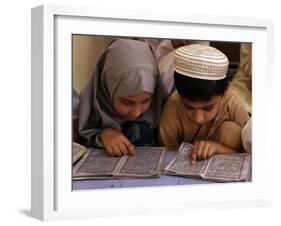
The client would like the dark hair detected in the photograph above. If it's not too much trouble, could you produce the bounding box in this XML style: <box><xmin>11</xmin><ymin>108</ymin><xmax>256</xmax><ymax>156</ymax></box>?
<box><xmin>174</xmin><ymin>71</ymin><xmax>230</xmax><ymax>102</ymax></box>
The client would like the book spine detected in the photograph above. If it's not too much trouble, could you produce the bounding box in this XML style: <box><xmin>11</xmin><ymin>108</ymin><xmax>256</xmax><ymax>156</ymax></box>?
<box><xmin>113</xmin><ymin>155</ymin><xmax>129</xmax><ymax>175</ymax></box>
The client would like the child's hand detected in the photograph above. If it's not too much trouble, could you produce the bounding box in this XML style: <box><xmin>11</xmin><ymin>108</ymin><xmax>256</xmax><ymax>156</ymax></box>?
<box><xmin>100</xmin><ymin>128</ymin><xmax>136</xmax><ymax>157</ymax></box>
<box><xmin>190</xmin><ymin>141</ymin><xmax>218</xmax><ymax>164</ymax></box>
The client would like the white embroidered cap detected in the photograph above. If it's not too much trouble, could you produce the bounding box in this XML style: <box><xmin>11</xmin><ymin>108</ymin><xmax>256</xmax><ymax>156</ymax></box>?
<box><xmin>175</xmin><ymin>44</ymin><xmax>229</xmax><ymax>80</ymax></box>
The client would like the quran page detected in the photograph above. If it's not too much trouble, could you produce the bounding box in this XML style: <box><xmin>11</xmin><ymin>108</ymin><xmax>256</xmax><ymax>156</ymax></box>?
<box><xmin>164</xmin><ymin>143</ymin><xmax>210</xmax><ymax>177</ymax></box>
<box><xmin>116</xmin><ymin>147</ymin><xmax>166</xmax><ymax>178</ymax></box>
<box><xmin>72</xmin><ymin>142</ymin><xmax>87</xmax><ymax>164</ymax></box>
<box><xmin>73</xmin><ymin>148</ymin><xmax>123</xmax><ymax>180</ymax></box>
<box><xmin>203</xmin><ymin>154</ymin><xmax>251</xmax><ymax>182</ymax></box>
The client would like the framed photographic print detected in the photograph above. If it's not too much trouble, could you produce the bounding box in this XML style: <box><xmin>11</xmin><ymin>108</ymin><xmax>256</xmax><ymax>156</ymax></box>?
<box><xmin>31</xmin><ymin>4</ymin><xmax>274</xmax><ymax>221</ymax></box>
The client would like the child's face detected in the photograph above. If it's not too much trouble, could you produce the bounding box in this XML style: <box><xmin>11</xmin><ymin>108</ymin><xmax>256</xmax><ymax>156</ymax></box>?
<box><xmin>113</xmin><ymin>91</ymin><xmax>153</xmax><ymax>121</ymax></box>
<box><xmin>181</xmin><ymin>95</ymin><xmax>222</xmax><ymax>125</ymax></box>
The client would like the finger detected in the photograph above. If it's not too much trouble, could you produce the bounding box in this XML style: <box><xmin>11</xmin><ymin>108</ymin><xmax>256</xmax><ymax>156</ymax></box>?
<box><xmin>207</xmin><ymin>146</ymin><xmax>216</xmax><ymax>159</ymax></box>
<box><xmin>118</xmin><ymin>143</ymin><xmax>128</xmax><ymax>155</ymax></box>
<box><xmin>124</xmin><ymin>140</ymin><xmax>136</xmax><ymax>156</ymax></box>
<box><xmin>190</xmin><ymin>150</ymin><xmax>197</xmax><ymax>164</ymax></box>
<box><xmin>190</xmin><ymin>143</ymin><xmax>199</xmax><ymax>163</ymax></box>
<box><xmin>201</xmin><ymin>143</ymin><xmax>210</xmax><ymax>160</ymax></box>
<box><xmin>128</xmin><ymin>145</ymin><xmax>136</xmax><ymax>156</ymax></box>
<box><xmin>207</xmin><ymin>151</ymin><xmax>213</xmax><ymax>159</ymax></box>
<box><xmin>112</xmin><ymin>145</ymin><xmax>122</xmax><ymax>157</ymax></box>
<box><xmin>196</xmin><ymin>142</ymin><xmax>204</xmax><ymax>160</ymax></box>
<box><xmin>106</xmin><ymin>146</ymin><xmax>114</xmax><ymax>157</ymax></box>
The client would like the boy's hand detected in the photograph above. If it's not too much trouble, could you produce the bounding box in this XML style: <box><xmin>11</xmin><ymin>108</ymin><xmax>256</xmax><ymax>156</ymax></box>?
<box><xmin>190</xmin><ymin>141</ymin><xmax>218</xmax><ymax>164</ymax></box>
<box><xmin>100</xmin><ymin>128</ymin><xmax>136</xmax><ymax>157</ymax></box>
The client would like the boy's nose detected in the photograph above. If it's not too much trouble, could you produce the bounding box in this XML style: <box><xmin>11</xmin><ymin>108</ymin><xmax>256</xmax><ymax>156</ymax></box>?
<box><xmin>193</xmin><ymin>110</ymin><xmax>204</xmax><ymax>124</ymax></box>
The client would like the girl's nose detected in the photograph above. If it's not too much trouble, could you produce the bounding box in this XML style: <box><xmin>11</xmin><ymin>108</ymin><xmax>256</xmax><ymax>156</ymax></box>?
<box><xmin>129</xmin><ymin>105</ymin><xmax>143</xmax><ymax>119</ymax></box>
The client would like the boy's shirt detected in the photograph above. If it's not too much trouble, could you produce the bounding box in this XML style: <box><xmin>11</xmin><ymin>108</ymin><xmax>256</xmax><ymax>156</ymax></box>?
<box><xmin>159</xmin><ymin>89</ymin><xmax>249</xmax><ymax>149</ymax></box>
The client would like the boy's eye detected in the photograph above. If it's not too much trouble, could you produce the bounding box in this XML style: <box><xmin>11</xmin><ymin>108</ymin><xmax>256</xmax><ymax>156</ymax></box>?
<box><xmin>184</xmin><ymin>105</ymin><xmax>193</xmax><ymax>110</ymax></box>
<box><xmin>203</xmin><ymin>105</ymin><xmax>215</xmax><ymax>111</ymax></box>
<box><xmin>203</xmin><ymin>106</ymin><xmax>214</xmax><ymax>111</ymax></box>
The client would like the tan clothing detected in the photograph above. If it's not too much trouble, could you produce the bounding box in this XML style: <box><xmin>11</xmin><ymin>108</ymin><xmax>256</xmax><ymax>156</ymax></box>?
<box><xmin>230</xmin><ymin>43</ymin><xmax>252</xmax><ymax>113</ymax></box>
<box><xmin>159</xmin><ymin>90</ymin><xmax>249</xmax><ymax>150</ymax></box>
<box><xmin>241</xmin><ymin>118</ymin><xmax>252</xmax><ymax>154</ymax></box>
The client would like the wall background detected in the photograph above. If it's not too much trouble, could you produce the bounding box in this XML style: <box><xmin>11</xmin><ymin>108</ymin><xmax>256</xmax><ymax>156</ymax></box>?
<box><xmin>0</xmin><ymin>0</ymin><xmax>280</xmax><ymax>225</ymax></box>
<box><xmin>73</xmin><ymin>36</ymin><xmax>114</xmax><ymax>92</ymax></box>
<box><xmin>73</xmin><ymin>36</ymin><xmax>241</xmax><ymax>93</ymax></box>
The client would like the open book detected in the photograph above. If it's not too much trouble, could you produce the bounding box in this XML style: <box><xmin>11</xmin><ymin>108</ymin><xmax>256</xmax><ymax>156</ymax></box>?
<box><xmin>73</xmin><ymin>147</ymin><xmax>166</xmax><ymax>180</ymax></box>
<box><xmin>72</xmin><ymin>142</ymin><xmax>87</xmax><ymax>164</ymax></box>
<box><xmin>164</xmin><ymin>143</ymin><xmax>251</xmax><ymax>182</ymax></box>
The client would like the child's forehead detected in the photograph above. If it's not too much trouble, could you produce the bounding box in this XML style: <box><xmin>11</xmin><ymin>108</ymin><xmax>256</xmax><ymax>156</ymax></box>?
<box><xmin>181</xmin><ymin>95</ymin><xmax>222</xmax><ymax>107</ymax></box>
<box><xmin>116</xmin><ymin>91</ymin><xmax>152</xmax><ymax>102</ymax></box>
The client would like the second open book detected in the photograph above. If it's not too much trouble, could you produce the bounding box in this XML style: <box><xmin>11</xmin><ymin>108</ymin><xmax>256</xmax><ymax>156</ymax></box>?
<box><xmin>164</xmin><ymin>143</ymin><xmax>251</xmax><ymax>182</ymax></box>
<box><xmin>73</xmin><ymin>142</ymin><xmax>251</xmax><ymax>182</ymax></box>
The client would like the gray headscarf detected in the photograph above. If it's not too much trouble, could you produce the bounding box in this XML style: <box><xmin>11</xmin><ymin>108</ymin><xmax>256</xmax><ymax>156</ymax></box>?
<box><xmin>78</xmin><ymin>39</ymin><xmax>166</xmax><ymax>145</ymax></box>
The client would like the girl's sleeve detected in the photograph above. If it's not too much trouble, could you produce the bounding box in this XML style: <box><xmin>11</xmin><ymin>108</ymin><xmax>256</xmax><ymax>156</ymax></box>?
<box><xmin>77</xmin><ymin>128</ymin><xmax>104</xmax><ymax>148</ymax></box>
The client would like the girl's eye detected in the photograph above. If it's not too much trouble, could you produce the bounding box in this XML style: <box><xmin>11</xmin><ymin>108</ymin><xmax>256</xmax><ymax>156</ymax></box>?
<box><xmin>121</xmin><ymin>101</ymin><xmax>134</xmax><ymax>105</ymax></box>
<box><xmin>142</xmin><ymin>98</ymin><xmax>152</xmax><ymax>104</ymax></box>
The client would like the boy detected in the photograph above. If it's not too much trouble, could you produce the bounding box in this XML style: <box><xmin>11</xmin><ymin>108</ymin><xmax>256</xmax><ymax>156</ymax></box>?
<box><xmin>159</xmin><ymin>44</ymin><xmax>249</xmax><ymax>163</ymax></box>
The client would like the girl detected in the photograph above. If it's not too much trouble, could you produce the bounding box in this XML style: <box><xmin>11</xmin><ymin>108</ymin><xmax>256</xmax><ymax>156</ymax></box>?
<box><xmin>78</xmin><ymin>39</ymin><xmax>165</xmax><ymax>157</ymax></box>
